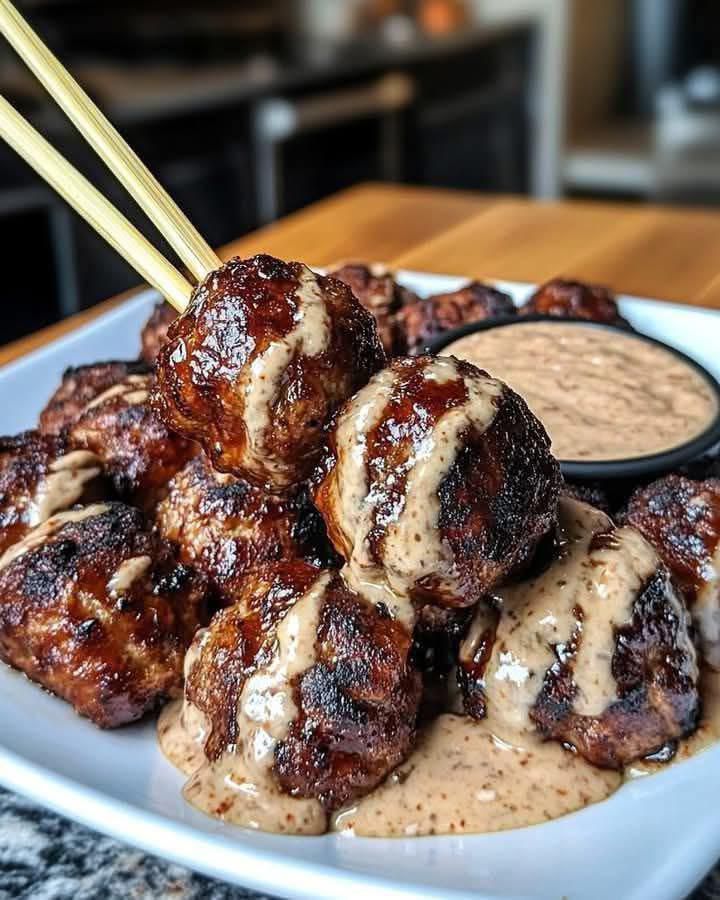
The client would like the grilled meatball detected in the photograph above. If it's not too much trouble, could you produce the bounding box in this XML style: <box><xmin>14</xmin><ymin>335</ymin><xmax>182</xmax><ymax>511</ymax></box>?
<box><xmin>400</xmin><ymin>282</ymin><xmax>516</xmax><ymax>354</ymax></box>
<box><xmin>0</xmin><ymin>431</ymin><xmax>105</xmax><ymax>555</ymax></box>
<box><xmin>181</xmin><ymin>561</ymin><xmax>421</xmax><ymax>830</ymax></box>
<box><xmin>155</xmin><ymin>453</ymin><xmax>337</xmax><ymax>599</ymax></box>
<box><xmin>66</xmin><ymin>371</ymin><xmax>195</xmax><ymax>511</ymax></box>
<box><xmin>39</xmin><ymin>360</ymin><xmax>150</xmax><ymax>435</ymax></box>
<box><xmin>624</xmin><ymin>475</ymin><xmax>720</xmax><ymax>668</ymax></box>
<box><xmin>140</xmin><ymin>302</ymin><xmax>177</xmax><ymax>365</ymax></box>
<box><xmin>313</xmin><ymin>355</ymin><xmax>560</xmax><ymax>609</ymax></box>
<box><xmin>152</xmin><ymin>254</ymin><xmax>386</xmax><ymax>492</ymax></box>
<box><xmin>458</xmin><ymin>497</ymin><xmax>699</xmax><ymax>768</ymax></box>
<box><xmin>0</xmin><ymin>503</ymin><xmax>208</xmax><ymax>727</ymax></box>
<box><xmin>521</xmin><ymin>278</ymin><xmax>630</xmax><ymax>328</ymax></box>
<box><xmin>329</xmin><ymin>262</ymin><xmax>417</xmax><ymax>355</ymax></box>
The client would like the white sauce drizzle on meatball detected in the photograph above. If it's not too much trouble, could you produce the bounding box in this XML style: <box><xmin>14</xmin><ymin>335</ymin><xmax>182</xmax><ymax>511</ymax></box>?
<box><xmin>240</xmin><ymin>266</ymin><xmax>331</xmax><ymax>480</ymax></box>
<box><xmin>31</xmin><ymin>450</ymin><xmax>103</xmax><ymax>524</ymax></box>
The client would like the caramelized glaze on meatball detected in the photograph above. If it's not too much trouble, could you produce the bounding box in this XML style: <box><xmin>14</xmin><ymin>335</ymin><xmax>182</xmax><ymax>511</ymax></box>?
<box><xmin>313</xmin><ymin>355</ymin><xmax>560</xmax><ymax>609</ymax></box>
<box><xmin>0</xmin><ymin>431</ymin><xmax>105</xmax><ymax>555</ymax></box>
<box><xmin>459</xmin><ymin>498</ymin><xmax>699</xmax><ymax>768</ymax></box>
<box><xmin>155</xmin><ymin>453</ymin><xmax>337</xmax><ymax>599</ymax></box>
<box><xmin>329</xmin><ymin>262</ymin><xmax>417</xmax><ymax>355</ymax></box>
<box><xmin>140</xmin><ymin>302</ymin><xmax>177</xmax><ymax>365</ymax></box>
<box><xmin>624</xmin><ymin>475</ymin><xmax>720</xmax><ymax>668</ymax></box>
<box><xmin>400</xmin><ymin>282</ymin><xmax>516</xmax><ymax>354</ymax></box>
<box><xmin>39</xmin><ymin>360</ymin><xmax>150</xmax><ymax>436</ymax></box>
<box><xmin>0</xmin><ymin>503</ymin><xmax>208</xmax><ymax>727</ymax></box>
<box><xmin>184</xmin><ymin>561</ymin><xmax>420</xmax><ymax>820</ymax></box>
<box><xmin>67</xmin><ymin>372</ymin><xmax>196</xmax><ymax>510</ymax></box>
<box><xmin>152</xmin><ymin>255</ymin><xmax>386</xmax><ymax>491</ymax></box>
<box><xmin>521</xmin><ymin>278</ymin><xmax>630</xmax><ymax>328</ymax></box>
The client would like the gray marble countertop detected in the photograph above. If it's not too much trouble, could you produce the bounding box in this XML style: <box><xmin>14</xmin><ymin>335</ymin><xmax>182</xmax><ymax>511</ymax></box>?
<box><xmin>0</xmin><ymin>787</ymin><xmax>716</xmax><ymax>900</ymax></box>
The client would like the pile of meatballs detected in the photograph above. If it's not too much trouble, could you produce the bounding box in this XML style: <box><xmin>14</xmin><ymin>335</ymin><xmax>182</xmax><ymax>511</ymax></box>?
<box><xmin>0</xmin><ymin>254</ymin><xmax>718</xmax><ymax>829</ymax></box>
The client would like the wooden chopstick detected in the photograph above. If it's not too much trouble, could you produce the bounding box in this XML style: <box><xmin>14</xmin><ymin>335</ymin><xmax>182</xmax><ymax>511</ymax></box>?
<box><xmin>0</xmin><ymin>0</ymin><xmax>222</xmax><ymax>283</ymax></box>
<box><xmin>0</xmin><ymin>95</ymin><xmax>191</xmax><ymax>312</ymax></box>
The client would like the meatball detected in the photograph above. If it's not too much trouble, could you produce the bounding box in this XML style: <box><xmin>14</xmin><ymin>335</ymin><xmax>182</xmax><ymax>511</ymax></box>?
<box><xmin>521</xmin><ymin>278</ymin><xmax>630</xmax><ymax>328</ymax></box>
<box><xmin>152</xmin><ymin>254</ymin><xmax>386</xmax><ymax>492</ymax></box>
<box><xmin>155</xmin><ymin>453</ymin><xmax>337</xmax><ymax>599</ymax></box>
<box><xmin>0</xmin><ymin>431</ymin><xmax>105</xmax><ymax>555</ymax></box>
<box><xmin>39</xmin><ymin>360</ymin><xmax>150</xmax><ymax>435</ymax></box>
<box><xmin>624</xmin><ymin>475</ymin><xmax>720</xmax><ymax>668</ymax></box>
<box><xmin>66</xmin><ymin>371</ymin><xmax>196</xmax><ymax>510</ymax></box>
<box><xmin>180</xmin><ymin>561</ymin><xmax>421</xmax><ymax>831</ymax></box>
<box><xmin>313</xmin><ymin>355</ymin><xmax>560</xmax><ymax>609</ymax></box>
<box><xmin>400</xmin><ymin>282</ymin><xmax>516</xmax><ymax>354</ymax></box>
<box><xmin>140</xmin><ymin>301</ymin><xmax>177</xmax><ymax>365</ymax></box>
<box><xmin>329</xmin><ymin>262</ymin><xmax>417</xmax><ymax>355</ymax></box>
<box><xmin>0</xmin><ymin>503</ymin><xmax>208</xmax><ymax>727</ymax></box>
<box><xmin>458</xmin><ymin>497</ymin><xmax>700</xmax><ymax>768</ymax></box>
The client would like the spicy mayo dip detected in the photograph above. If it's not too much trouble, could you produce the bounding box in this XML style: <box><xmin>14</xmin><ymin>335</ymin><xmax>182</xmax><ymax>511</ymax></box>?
<box><xmin>443</xmin><ymin>321</ymin><xmax>719</xmax><ymax>462</ymax></box>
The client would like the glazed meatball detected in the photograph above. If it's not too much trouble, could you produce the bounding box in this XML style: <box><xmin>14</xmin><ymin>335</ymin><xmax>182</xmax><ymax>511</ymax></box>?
<box><xmin>0</xmin><ymin>503</ymin><xmax>208</xmax><ymax>727</ymax></box>
<box><xmin>458</xmin><ymin>497</ymin><xmax>700</xmax><ymax>768</ymax></box>
<box><xmin>66</xmin><ymin>371</ymin><xmax>196</xmax><ymax>510</ymax></box>
<box><xmin>152</xmin><ymin>254</ymin><xmax>386</xmax><ymax>492</ymax></box>
<box><xmin>155</xmin><ymin>453</ymin><xmax>337</xmax><ymax>599</ymax></box>
<box><xmin>181</xmin><ymin>561</ymin><xmax>421</xmax><ymax>831</ymax></box>
<box><xmin>400</xmin><ymin>282</ymin><xmax>516</xmax><ymax>354</ymax></box>
<box><xmin>0</xmin><ymin>431</ymin><xmax>105</xmax><ymax>555</ymax></box>
<box><xmin>39</xmin><ymin>360</ymin><xmax>150</xmax><ymax>435</ymax></box>
<box><xmin>313</xmin><ymin>355</ymin><xmax>560</xmax><ymax>609</ymax></box>
<box><xmin>521</xmin><ymin>278</ymin><xmax>630</xmax><ymax>328</ymax></box>
<box><xmin>140</xmin><ymin>301</ymin><xmax>177</xmax><ymax>365</ymax></box>
<box><xmin>624</xmin><ymin>475</ymin><xmax>720</xmax><ymax>668</ymax></box>
<box><xmin>329</xmin><ymin>262</ymin><xmax>417</xmax><ymax>355</ymax></box>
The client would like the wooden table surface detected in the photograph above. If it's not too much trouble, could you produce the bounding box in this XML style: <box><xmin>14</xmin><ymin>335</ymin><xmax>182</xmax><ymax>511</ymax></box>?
<box><xmin>3</xmin><ymin>181</ymin><xmax>720</xmax><ymax>367</ymax></box>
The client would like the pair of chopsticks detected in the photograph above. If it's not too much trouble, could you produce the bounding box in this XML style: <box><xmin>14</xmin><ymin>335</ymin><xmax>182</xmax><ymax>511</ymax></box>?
<box><xmin>0</xmin><ymin>0</ymin><xmax>222</xmax><ymax>311</ymax></box>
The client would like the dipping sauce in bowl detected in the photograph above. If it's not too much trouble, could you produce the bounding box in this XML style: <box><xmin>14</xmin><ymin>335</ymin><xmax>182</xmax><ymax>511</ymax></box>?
<box><xmin>438</xmin><ymin>318</ymin><xmax>720</xmax><ymax>476</ymax></box>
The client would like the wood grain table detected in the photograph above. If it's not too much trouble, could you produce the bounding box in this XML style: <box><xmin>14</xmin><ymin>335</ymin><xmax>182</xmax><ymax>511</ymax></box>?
<box><xmin>3</xmin><ymin>181</ymin><xmax>720</xmax><ymax>367</ymax></box>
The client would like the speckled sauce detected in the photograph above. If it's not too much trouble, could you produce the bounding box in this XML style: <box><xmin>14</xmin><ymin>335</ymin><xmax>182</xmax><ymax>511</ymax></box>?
<box><xmin>445</xmin><ymin>321</ymin><xmax>719</xmax><ymax>461</ymax></box>
<box><xmin>332</xmin><ymin>714</ymin><xmax>621</xmax><ymax>837</ymax></box>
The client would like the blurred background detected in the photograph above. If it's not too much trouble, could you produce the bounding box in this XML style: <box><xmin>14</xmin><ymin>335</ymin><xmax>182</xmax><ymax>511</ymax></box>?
<box><xmin>0</xmin><ymin>0</ymin><xmax>718</xmax><ymax>341</ymax></box>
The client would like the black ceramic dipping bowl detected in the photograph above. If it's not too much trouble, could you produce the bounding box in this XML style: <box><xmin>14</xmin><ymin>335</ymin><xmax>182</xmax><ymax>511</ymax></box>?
<box><xmin>425</xmin><ymin>315</ymin><xmax>720</xmax><ymax>481</ymax></box>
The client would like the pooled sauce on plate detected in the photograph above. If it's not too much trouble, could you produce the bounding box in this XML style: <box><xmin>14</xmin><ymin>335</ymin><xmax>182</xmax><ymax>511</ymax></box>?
<box><xmin>158</xmin><ymin>500</ymin><xmax>719</xmax><ymax>838</ymax></box>
<box><xmin>444</xmin><ymin>322</ymin><xmax>719</xmax><ymax>462</ymax></box>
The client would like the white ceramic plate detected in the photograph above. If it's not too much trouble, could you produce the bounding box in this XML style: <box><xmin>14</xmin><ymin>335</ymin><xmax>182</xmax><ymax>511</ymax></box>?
<box><xmin>1</xmin><ymin>272</ymin><xmax>719</xmax><ymax>900</ymax></box>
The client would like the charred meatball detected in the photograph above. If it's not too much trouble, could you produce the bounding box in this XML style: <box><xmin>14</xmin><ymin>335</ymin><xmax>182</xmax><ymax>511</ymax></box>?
<box><xmin>39</xmin><ymin>360</ymin><xmax>150</xmax><ymax>435</ymax></box>
<box><xmin>400</xmin><ymin>282</ymin><xmax>516</xmax><ymax>354</ymax></box>
<box><xmin>152</xmin><ymin>254</ymin><xmax>386</xmax><ymax>492</ymax></box>
<box><xmin>0</xmin><ymin>503</ymin><xmax>208</xmax><ymax>727</ymax></box>
<box><xmin>155</xmin><ymin>453</ymin><xmax>337</xmax><ymax>599</ymax></box>
<box><xmin>624</xmin><ymin>475</ymin><xmax>720</xmax><ymax>668</ymax></box>
<box><xmin>329</xmin><ymin>262</ymin><xmax>417</xmax><ymax>355</ymax></box>
<box><xmin>179</xmin><ymin>561</ymin><xmax>421</xmax><ymax>831</ymax></box>
<box><xmin>66</xmin><ymin>371</ymin><xmax>195</xmax><ymax>511</ymax></box>
<box><xmin>313</xmin><ymin>355</ymin><xmax>560</xmax><ymax>609</ymax></box>
<box><xmin>459</xmin><ymin>497</ymin><xmax>699</xmax><ymax>768</ymax></box>
<box><xmin>521</xmin><ymin>278</ymin><xmax>630</xmax><ymax>328</ymax></box>
<box><xmin>140</xmin><ymin>302</ymin><xmax>177</xmax><ymax>365</ymax></box>
<box><xmin>0</xmin><ymin>431</ymin><xmax>105</xmax><ymax>555</ymax></box>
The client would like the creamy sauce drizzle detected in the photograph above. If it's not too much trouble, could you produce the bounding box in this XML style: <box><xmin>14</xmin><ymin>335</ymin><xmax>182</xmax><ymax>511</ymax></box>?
<box><xmin>84</xmin><ymin>375</ymin><xmax>150</xmax><ymax>411</ymax></box>
<box><xmin>163</xmin><ymin>572</ymin><xmax>330</xmax><ymax>834</ymax></box>
<box><xmin>330</xmin><ymin>358</ymin><xmax>502</xmax><ymax>623</ymax></box>
<box><xmin>694</xmin><ymin>545</ymin><xmax>720</xmax><ymax>669</ymax></box>
<box><xmin>30</xmin><ymin>450</ymin><xmax>102</xmax><ymax>525</ymax></box>
<box><xmin>241</xmin><ymin>265</ymin><xmax>331</xmax><ymax>477</ymax></box>
<box><xmin>445</xmin><ymin>322</ymin><xmax>719</xmax><ymax>461</ymax></box>
<box><xmin>0</xmin><ymin>503</ymin><xmax>110</xmax><ymax>571</ymax></box>
<box><xmin>462</xmin><ymin>499</ymin><xmax>665</xmax><ymax>727</ymax></box>
<box><xmin>107</xmin><ymin>555</ymin><xmax>152</xmax><ymax>596</ymax></box>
